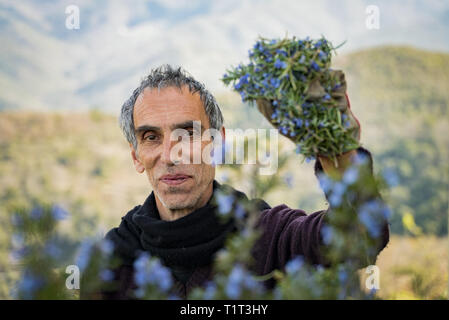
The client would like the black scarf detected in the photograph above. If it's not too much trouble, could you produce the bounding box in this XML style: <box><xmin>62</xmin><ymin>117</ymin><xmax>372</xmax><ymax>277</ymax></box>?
<box><xmin>107</xmin><ymin>180</ymin><xmax>270</xmax><ymax>270</ymax></box>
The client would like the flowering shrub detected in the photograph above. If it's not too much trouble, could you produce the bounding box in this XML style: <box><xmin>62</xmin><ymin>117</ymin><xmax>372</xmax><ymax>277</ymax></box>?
<box><xmin>5</xmin><ymin>37</ymin><xmax>392</xmax><ymax>300</ymax></box>
<box><xmin>222</xmin><ymin>36</ymin><xmax>360</xmax><ymax>163</ymax></box>
<box><xmin>6</xmin><ymin>156</ymin><xmax>392</xmax><ymax>300</ymax></box>
<box><xmin>8</xmin><ymin>204</ymin><xmax>77</xmax><ymax>299</ymax></box>
<box><xmin>133</xmin><ymin>252</ymin><xmax>174</xmax><ymax>299</ymax></box>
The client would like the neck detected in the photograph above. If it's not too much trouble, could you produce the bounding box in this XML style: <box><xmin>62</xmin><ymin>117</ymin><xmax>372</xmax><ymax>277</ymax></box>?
<box><xmin>155</xmin><ymin>182</ymin><xmax>214</xmax><ymax>221</ymax></box>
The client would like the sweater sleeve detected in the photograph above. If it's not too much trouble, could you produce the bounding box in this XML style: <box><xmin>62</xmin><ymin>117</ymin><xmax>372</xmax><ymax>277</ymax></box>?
<box><xmin>251</xmin><ymin>147</ymin><xmax>390</xmax><ymax>279</ymax></box>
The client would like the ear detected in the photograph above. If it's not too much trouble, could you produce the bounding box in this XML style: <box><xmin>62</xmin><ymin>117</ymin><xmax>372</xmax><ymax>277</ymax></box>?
<box><xmin>130</xmin><ymin>143</ymin><xmax>145</xmax><ymax>174</ymax></box>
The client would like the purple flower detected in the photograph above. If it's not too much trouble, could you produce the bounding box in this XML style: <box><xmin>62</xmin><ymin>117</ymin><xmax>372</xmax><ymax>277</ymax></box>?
<box><xmin>30</xmin><ymin>207</ymin><xmax>43</xmax><ymax>220</ymax></box>
<box><xmin>226</xmin><ymin>281</ymin><xmax>241</xmax><ymax>299</ymax></box>
<box><xmin>253</xmin><ymin>42</ymin><xmax>263</xmax><ymax>52</ymax></box>
<box><xmin>353</xmin><ymin>152</ymin><xmax>369</xmax><ymax>166</ymax></box>
<box><xmin>243</xmin><ymin>275</ymin><xmax>259</xmax><ymax>290</ymax></box>
<box><xmin>153</xmin><ymin>262</ymin><xmax>173</xmax><ymax>291</ymax></box>
<box><xmin>270</xmin><ymin>78</ymin><xmax>281</xmax><ymax>88</ymax></box>
<box><xmin>329</xmin><ymin>193</ymin><xmax>342</xmax><ymax>207</ymax></box>
<box><xmin>358</xmin><ymin>200</ymin><xmax>388</xmax><ymax>238</ymax></box>
<box><xmin>18</xmin><ymin>271</ymin><xmax>45</xmax><ymax>299</ymax></box>
<box><xmin>382</xmin><ymin>206</ymin><xmax>392</xmax><ymax>219</ymax></box>
<box><xmin>320</xmin><ymin>225</ymin><xmax>333</xmax><ymax>245</ymax></box>
<box><xmin>318</xmin><ymin>174</ymin><xmax>333</xmax><ymax>193</ymax></box>
<box><xmin>343</xmin><ymin>166</ymin><xmax>359</xmax><ymax>185</ymax></box>
<box><xmin>51</xmin><ymin>204</ymin><xmax>69</xmax><ymax>221</ymax></box>
<box><xmin>310</xmin><ymin>61</ymin><xmax>320</xmax><ymax>71</ymax></box>
<box><xmin>9</xmin><ymin>247</ymin><xmax>28</xmax><ymax>263</ymax></box>
<box><xmin>382</xmin><ymin>168</ymin><xmax>399</xmax><ymax>187</ymax></box>
<box><xmin>99</xmin><ymin>239</ymin><xmax>114</xmax><ymax>255</ymax></box>
<box><xmin>280</xmin><ymin>126</ymin><xmax>288</xmax><ymax>135</ymax></box>
<box><xmin>234</xmin><ymin>204</ymin><xmax>246</xmax><ymax>220</ymax></box>
<box><xmin>134</xmin><ymin>253</ymin><xmax>173</xmax><ymax>292</ymax></box>
<box><xmin>359</xmin><ymin>209</ymin><xmax>381</xmax><ymax>238</ymax></box>
<box><xmin>44</xmin><ymin>241</ymin><xmax>62</xmax><ymax>259</ymax></box>
<box><xmin>239</xmin><ymin>90</ymin><xmax>247</xmax><ymax>102</ymax></box>
<box><xmin>275</xmin><ymin>49</ymin><xmax>287</xmax><ymax>56</ymax></box>
<box><xmin>318</xmin><ymin>51</ymin><xmax>327</xmax><ymax>60</ymax></box>
<box><xmin>226</xmin><ymin>265</ymin><xmax>244</xmax><ymax>299</ymax></box>
<box><xmin>204</xmin><ymin>282</ymin><xmax>217</xmax><ymax>300</ymax></box>
<box><xmin>333</xmin><ymin>182</ymin><xmax>346</xmax><ymax>197</ymax></box>
<box><xmin>274</xmin><ymin>59</ymin><xmax>287</xmax><ymax>69</ymax></box>
<box><xmin>134</xmin><ymin>253</ymin><xmax>151</xmax><ymax>285</ymax></box>
<box><xmin>76</xmin><ymin>239</ymin><xmax>94</xmax><ymax>272</ymax></box>
<box><xmin>305</xmin><ymin>156</ymin><xmax>314</xmax><ymax>163</ymax></box>
<box><xmin>240</xmin><ymin>73</ymin><xmax>250</xmax><ymax>84</ymax></box>
<box><xmin>100</xmin><ymin>269</ymin><xmax>115</xmax><ymax>282</ymax></box>
<box><xmin>216</xmin><ymin>193</ymin><xmax>234</xmax><ymax>215</ymax></box>
<box><xmin>11</xmin><ymin>213</ymin><xmax>23</xmax><ymax>227</ymax></box>
<box><xmin>285</xmin><ymin>256</ymin><xmax>304</xmax><ymax>274</ymax></box>
<box><xmin>338</xmin><ymin>268</ymin><xmax>348</xmax><ymax>284</ymax></box>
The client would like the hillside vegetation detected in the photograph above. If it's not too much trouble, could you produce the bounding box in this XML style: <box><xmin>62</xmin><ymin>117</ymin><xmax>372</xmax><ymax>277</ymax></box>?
<box><xmin>0</xmin><ymin>45</ymin><xmax>448</xmax><ymax>299</ymax></box>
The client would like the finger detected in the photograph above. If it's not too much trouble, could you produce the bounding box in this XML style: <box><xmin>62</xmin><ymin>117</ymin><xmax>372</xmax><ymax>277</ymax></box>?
<box><xmin>345</xmin><ymin>93</ymin><xmax>361</xmax><ymax>141</ymax></box>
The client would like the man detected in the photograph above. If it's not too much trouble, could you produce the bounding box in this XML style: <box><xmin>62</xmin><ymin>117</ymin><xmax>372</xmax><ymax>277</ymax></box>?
<box><xmin>99</xmin><ymin>64</ymin><xmax>389</xmax><ymax>299</ymax></box>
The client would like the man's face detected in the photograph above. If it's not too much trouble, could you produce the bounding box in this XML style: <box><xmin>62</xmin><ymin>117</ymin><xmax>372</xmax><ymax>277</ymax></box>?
<box><xmin>131</xmin><ymin>86</ymin><xmax>220</xmax><ymax>213</ymax></box>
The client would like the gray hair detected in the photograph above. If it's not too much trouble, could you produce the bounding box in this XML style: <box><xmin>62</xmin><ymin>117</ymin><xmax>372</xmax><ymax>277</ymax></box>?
<box><xmin>119</xmin><ymin>64</ymin><xmax>224</xmax><ymax>151</ymax></box>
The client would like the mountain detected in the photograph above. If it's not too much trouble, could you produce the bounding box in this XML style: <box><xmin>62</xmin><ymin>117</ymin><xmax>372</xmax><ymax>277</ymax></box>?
<box><xmin>0</xmin><ymin>45</ymin><xmax>448</xmax><ymax>236</ymax></box>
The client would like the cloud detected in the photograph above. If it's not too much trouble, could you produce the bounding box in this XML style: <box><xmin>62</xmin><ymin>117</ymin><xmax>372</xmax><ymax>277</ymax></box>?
<box><xmin>0</xmin><ymin>0</ymin><xmax>448</xmax><ymax>112</ymax></box>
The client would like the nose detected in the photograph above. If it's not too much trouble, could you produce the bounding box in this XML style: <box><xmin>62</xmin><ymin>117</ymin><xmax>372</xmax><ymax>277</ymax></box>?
<box><xmin>160</xmin><ymin>134</ymin><xmax>183</xmax><ymax>166</ymax></box>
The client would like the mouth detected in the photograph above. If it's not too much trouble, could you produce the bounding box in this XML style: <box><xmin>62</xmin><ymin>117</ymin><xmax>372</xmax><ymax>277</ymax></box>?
<box><xmin>159</xmin><ymin>174</ymin><xmax>192</xmax><ymax>186</ymax></box>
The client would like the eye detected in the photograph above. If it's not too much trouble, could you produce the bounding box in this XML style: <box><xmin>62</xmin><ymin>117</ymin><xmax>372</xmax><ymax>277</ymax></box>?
<box><xmin>147</xmin><ymin>135</ymin><xmax>157</xmax><ymax>140</ymax></box>
<box><xmin>179</xmin><ymin>128</ymin><xmax>195</xmax><ymax>139</ymax></box>
<box><xmin>143</xmin><ymin>133</ymin><xmax>158</xmax><ymax>141</ymax></box>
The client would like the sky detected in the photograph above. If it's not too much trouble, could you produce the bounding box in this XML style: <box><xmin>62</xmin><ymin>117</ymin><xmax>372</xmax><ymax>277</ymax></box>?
<box><xmin>0</xmin><ymin>0</ymin><xmax>448</xmax><ymax>112</ymax></box>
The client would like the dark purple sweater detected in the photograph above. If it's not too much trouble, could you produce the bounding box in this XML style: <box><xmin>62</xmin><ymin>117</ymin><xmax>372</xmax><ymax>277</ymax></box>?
<box><xmin>90</xmin><ymin>147</ymin><xmax>389</xmax><ymax>299</ymax></box>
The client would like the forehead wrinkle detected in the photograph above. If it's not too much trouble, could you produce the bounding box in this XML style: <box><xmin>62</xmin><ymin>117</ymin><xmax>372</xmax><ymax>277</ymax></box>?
<box><xmin>133</xmin><ymin>86</ymin><xmax>210</xmax><ymax>130</ymax></box>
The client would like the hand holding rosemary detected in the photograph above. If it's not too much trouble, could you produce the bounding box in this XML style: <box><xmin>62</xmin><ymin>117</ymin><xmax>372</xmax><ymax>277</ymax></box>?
<box><xmin>221</xmin><ymin>36</ymin><xmax>361</xmax><ymax>168</ymax></box>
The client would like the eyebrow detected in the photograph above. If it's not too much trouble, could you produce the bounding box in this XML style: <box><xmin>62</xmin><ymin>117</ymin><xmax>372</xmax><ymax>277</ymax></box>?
<box><xmin>135</xmin><ymin>121</ymin><xmax>205</xmax><ymax>137</ymax></box>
